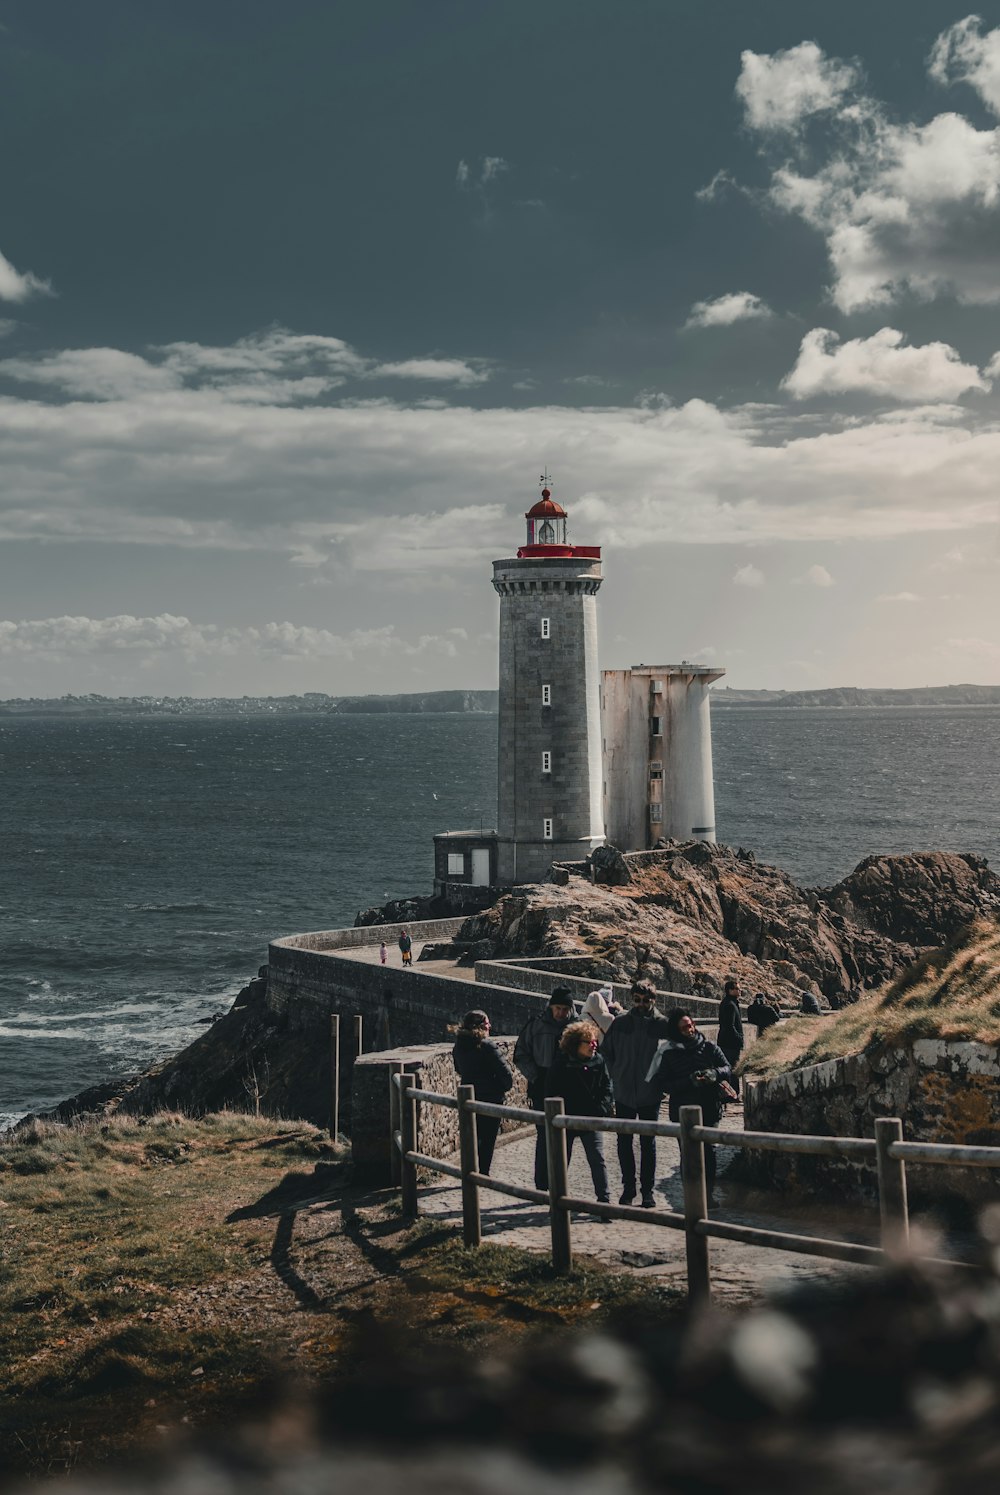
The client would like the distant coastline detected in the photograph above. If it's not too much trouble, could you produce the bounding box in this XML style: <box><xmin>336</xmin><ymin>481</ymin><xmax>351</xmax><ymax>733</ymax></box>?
<box><xmin>1</xmin><ymin>683</ymin><xmax>999</xmax><ymax>716</ymax></box>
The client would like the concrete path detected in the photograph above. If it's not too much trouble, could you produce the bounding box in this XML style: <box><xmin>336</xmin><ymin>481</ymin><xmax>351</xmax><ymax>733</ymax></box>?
<box><xmin>417</xmin><ymin>1111</ymin><xmax>878</xmax><ymax>1306</ymax></box>
<box><xmin>336</xmin><ymin>940</ymin><xmax>480</xmax><ymax>982</ymax></box>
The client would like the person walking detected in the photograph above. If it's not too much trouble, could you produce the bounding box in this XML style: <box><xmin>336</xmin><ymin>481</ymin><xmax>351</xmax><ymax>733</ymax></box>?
<box><xmin>648</xmin><ymin>1009</ymin><xmax>735</xmax><ymax>1204</ymax></box>
<box><xmin>601</xmin><ymin>985</ymin><xmax>670</xmax><ymax>1208</ymax></box>
<box><xmin>545</xmin><ymin>1021</ymin><xmax>614</xmax><ymax>1208</ymax></box>
<box><xmin>717</xmin><ymin>979</ymin><xmax>745</xmax><ymax>1095</ymax></box>
<box><xmin>398</xmin><ymin>929</ymin><xmax>412</xmax><ymax>966</ymax></box>
<box><xmin>451</xmin><ymin>1009</ymin><xmax>513</xmax><ymax>1176</ymax></box>
<box><xmin>379</xmin><ymin>941</ymin><xmax>387</xmax><ymax>967</ymax></box>
<box><xmin>513</xmin><ymin>987</ymin><xmax>576</xmax><ymax>1189</ymax></box>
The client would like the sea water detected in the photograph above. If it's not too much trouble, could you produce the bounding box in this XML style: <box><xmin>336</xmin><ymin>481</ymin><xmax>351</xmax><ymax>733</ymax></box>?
<box><xmin>3</xmin><ymin>706</ymin><xmax>998</xmax><ymax>1124</ymax></box>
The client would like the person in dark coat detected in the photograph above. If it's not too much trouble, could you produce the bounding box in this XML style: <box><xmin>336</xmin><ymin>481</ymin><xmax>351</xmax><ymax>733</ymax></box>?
<box><xmin>513</xmin><ymin>987</ymin><xmax>577</xmax><ymax>1189</ymax></box>
<box><xmin>800</xmin><ymin>990</ymin><xmax>823</xmax><ymax>1015</ymax></box>
<box><xmin>545</xmin><ymin>1020</ymin><xmax>614</xmax><ymax>1205</ymax></box>
<box><xmin>747</xmin><ymin>992</ymin><xmax>781</xmax><ymax>1037</ymax></box>
<box><xmin>716</xmin><ymin>979</ymin><xmax>745</xmax><ymax>1095</ymax></box>
<box><xmin>398</xmin><ymin>929</ymin><xmax>412</xmax><ymax>966</ymax></box>
<box><xmin>451</xmin><ymin>1009</ymin><xmax>514</xmax><ymax>1176</ymax></box>
<box><xmin>648</xmin><ymin>1009</ymin><xmax>734</xmax><ymax>1200</ymax></box>
<box><xmin>601</xmin><ymin>986</ymin><xmax>670</xmax><ymax>1208</ymax></box>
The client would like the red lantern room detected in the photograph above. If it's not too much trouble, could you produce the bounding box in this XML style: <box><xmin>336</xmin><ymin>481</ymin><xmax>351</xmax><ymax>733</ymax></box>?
<box><xmin>524</xmin><ymin>486</ymin><xmax>567</xmax><ymax>548</ymax></box>
<box><xmin>517</xmin><ymin>474</ymin><xmax>601</xmax><ymax>560</ymax></box>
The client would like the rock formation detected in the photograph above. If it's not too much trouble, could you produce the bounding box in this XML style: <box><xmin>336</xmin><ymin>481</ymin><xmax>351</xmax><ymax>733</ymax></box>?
<box><xmin>460</xmin><ymin>843</ymin><xmax>1000</xmax><ymax>1003</ymax></box>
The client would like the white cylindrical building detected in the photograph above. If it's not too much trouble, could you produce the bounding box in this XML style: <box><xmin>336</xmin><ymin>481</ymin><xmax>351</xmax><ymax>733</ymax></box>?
<box><xmin>602</xmin><ymin>663</ymin><xmax>724</xmax><ymax>849</ymax></box>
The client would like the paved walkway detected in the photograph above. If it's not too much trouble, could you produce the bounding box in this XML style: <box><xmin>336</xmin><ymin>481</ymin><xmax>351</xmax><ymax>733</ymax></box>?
<box><xmin>417</xmin><ymin>1111</ymin><xmax>879</xmax><ymax>1305</ymax></box>
<box><xmin>337</xmin><ymin>940</ymin><xmax>479</xmax><ymax>981</ymax></box>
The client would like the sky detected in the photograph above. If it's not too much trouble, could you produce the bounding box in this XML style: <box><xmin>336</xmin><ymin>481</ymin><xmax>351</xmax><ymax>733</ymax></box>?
<box><xmin>1</xmin><ymin>0</ymin><xmax>999</xmax><ymax>697</ymax></box>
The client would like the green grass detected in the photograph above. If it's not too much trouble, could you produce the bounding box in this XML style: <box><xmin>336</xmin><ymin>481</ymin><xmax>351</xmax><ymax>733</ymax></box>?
<box><xmin>742</xmin><ymin>919</ymin><xmax>1000</xmax><ymax>1081</ymax></box>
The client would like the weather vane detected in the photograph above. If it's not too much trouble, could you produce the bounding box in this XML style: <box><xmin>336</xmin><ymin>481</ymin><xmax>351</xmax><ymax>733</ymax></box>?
<box><xmin>539</xmin><ymin>469</ymin><xmax>553</xmax><ymax>489</ymax></box>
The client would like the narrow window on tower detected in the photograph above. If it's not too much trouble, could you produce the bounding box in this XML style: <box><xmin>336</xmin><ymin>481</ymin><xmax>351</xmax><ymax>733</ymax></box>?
<box><xmin>541</xmin><ymin>617</ymin><xmax>550</xmax><ymax>639</ymax></box>
<box><xmin>650</xmin><ymin>803</ymin><xmax>663</xmax><ymax>823</ymax></box>
<box><xmin>543</xmin><ymin>818</ymin><xmax>553</xmax><ymax>840</ymax></box>
<box><xmin>651</xmin><ymin>715</ymin><xmax>662</xmax><ymax>735</ymax></box>
<box><xmin>542</xmin><ymin>684</ymin><xmax>551</xmax><ymax>706</ymax></box>
<box><xmin>542</xmin><ymin>751</ymin><xmax>551</xmax><ymax>773</ymax></box>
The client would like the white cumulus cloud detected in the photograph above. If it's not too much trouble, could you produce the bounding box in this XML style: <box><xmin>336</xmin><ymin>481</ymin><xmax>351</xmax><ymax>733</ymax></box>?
<box><xmin>375</xmin><ymin>357</ymin><xmax>490</xmax><ymax>385</ymax></box>
<box><xmin>782</xmin><ymin>328</ymin><xmax>989</xmax><ymax>401</ymax></box>
<box><xmin>729</xmin><ymin>33</ymin><xmax>1000</xmax><ymax>311</ymax></box>
<box><xmin>0</xmin><ymin>247</ymin><xmax>52</xmax><ymax>304</ymax></box>
<box><xmin>929</xmin><ymin>15</ymin><xmax>1000</xmax><ymax>116</ymax></box>
<box><xmin>875</xmin><ymin>591</ymin><xmax>921</xmax><ymax>603</ymax></box>
<box><xmin>733</xmin><ymin>563</ymin><xmax>765</xmax><ymax>588</ymax></box>
<box><xmin>683</xmin><ymin>292</ymin><xmax>773</xmax><ymax>329</ymax></box>
<box><xmin>800</xmin><ymin>564</ymin><xmax>835</xmax><ymax>587</ymax></box>
<box><xmin>735</xmin><ymin>41</ymin><xmax>861</xmax><ymax>133</ymax></box>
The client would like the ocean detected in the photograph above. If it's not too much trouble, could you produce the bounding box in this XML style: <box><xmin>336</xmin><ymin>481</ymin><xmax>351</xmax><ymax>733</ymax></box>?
<box><xmin>3</xmin><ymin>705</ymin><xmax>998</xmax><ymax>1126</ymax></box>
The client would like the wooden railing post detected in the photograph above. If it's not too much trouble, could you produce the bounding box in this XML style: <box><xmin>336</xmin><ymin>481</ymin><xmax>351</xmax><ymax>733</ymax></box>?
<box><xmin>329</xmin><ymin>1013</ymin><xmax>340</xmax><ymax>1140</ymax></box>
<box><xmin>545</xmin><ymin>1097</ymin><xmax>573</xmax><ymax>1273</ymax></box>
<box><xmin>389</xmin><ymin>1062</ymin><xmax>403</xmax><ymax>1187</ymax></box>
<box><xmin>679</xmin><ymin>1105</ymin><xmax>711</xmax><ymax>1306</ymax></box>
<box><xmin>457</xmin><ymin>1085</ymin><xmax>482</xmax><ymax>1248</ymax></box>
<box><xmin>875</xmin><ymin>1117</ymin><xmax>909</xmax><ymax>1254</ymax></box>
<box><xmin>400</xmin><ymin>1069</ymin><xmax>420</xmax><ymax>1218</ymax></box>
<box><xmin>354</xmin><ymin>1014</ymin><xmax>364</xmax><ymax>1058</ymax></box>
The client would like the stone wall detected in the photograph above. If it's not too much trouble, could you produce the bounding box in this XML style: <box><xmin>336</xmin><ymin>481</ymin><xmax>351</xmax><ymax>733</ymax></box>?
<box><xmin>351</xmin><ymin>1037</ymin><xmax>529</xmax><ymax>1179</ymax></box>
<box><xmin>743</xmin><ymin>1039</ymin><xmax>1000</xmax><ymax>1207</ymax></box>
<box><xmin>474</xmin><ymin>957</ymin><xmax>723</xmax><ymax>1021</ymax></box>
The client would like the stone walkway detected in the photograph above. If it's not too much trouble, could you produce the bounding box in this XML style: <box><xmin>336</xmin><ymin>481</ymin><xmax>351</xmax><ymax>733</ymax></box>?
<box><xmin>417</xmin><ymin>1110</ymin><xmax>879</xmax><ymax>1305</ymax></box>
<box><xmin>337</xmin><ymin>940</ymin><xmax>480</xmax><ymax>981</ymax></box>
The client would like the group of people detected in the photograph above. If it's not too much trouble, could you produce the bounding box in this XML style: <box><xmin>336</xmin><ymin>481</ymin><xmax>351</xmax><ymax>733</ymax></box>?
<box><xmin>451</xmin><ymin>984</ymin><xmax>738</xmax><ymax>1211</ymax></box>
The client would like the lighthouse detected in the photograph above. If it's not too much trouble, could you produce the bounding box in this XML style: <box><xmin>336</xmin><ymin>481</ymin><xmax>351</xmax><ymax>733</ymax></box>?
<box><xmin>492</xmin><ymin>478</ymin><xmax>605</xmax><ymax>884</ymax></box>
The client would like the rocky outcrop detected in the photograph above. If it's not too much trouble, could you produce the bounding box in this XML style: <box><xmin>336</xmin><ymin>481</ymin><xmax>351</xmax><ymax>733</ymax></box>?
<box><xmin>459</xmin><ymin>843</ymin><xmax>1000</xmax><ymax>1004</ymax></box>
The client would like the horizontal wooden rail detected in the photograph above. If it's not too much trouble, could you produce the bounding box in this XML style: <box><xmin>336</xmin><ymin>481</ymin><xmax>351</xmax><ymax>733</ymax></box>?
<box><xmin>468</xmin><ymin>1173</ymin><xmax>550</xmax><ymax>1205</ymax></box>
<box><xmin>561</xmin><ymin>1195</ymin><xmax>686</xmax><ymax>1229</ymax></box>
<box><xmin>466</xmin><ymin>1099</ymin><xmax>543</xmax><ymax>1123</ymax></box>
<box><xmin>405</xmin><ymin>1150</ymin><xmax>464</xmax><ymax>1181</ymax></box>
<box><xmin>698</xmin><ymin>1217</ymin><xmax>885</xmax><ymax>1266</ymax></box>
<box><xmin>552</xmin><ymin>1114</ymin><xmax>681</xmax><ymax>1138</ymax></box>
<box><xmin>890</xmin><ymin>1140</ymin><xmax>1000</xmax><ymax>1167</ymax></box>
<box><xmin>694</xmin><ymin>1124</ymin><xmax>877</xmax><ymax>1159</ymax></box>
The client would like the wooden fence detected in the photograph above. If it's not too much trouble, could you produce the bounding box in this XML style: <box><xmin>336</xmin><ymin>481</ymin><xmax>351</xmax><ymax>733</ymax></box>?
<box><xmin>389</xmin><ymin>1065</ymin><xmax>1000</xmax><ymax>1303</ymax></box>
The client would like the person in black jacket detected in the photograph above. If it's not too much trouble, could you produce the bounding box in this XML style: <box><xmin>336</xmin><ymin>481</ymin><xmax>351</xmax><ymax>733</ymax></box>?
<box><xmin>747</xmin><ymin>993</ymin><xmax>781</xmax><ymax>1037</ymax></box>
<box><xmin>648</xmin><ymin>1009</ymin><xmax>734</xmax><ymax>1199</ymax></box>
<box><xmin>451</xmin><ymin>1009</ymin><xmax>514</xmax><ymax>1176</ymax></box>
<box><xmin>716</xmin><ymin>979</ymin><xmax>745</xmax><ymax>1095</ymax></box>
<box><xmin>545</xmin><ymin>1021</ymin><xmax>613</xmax><ymax>1206</ymax></box>
<box><xmin>513</xmin><ymin>987</ymin><xmax>576</xmax><ymax>1189</ymax></box>
<box><xmin>601</xmin><ymin>986</ymin><xmax>670</xmax><ymax>1208</ymax></box>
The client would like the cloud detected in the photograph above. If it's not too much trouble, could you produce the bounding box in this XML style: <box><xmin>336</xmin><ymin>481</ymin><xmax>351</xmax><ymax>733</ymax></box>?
<box><xmin>799</xmin><ymin>564</ymin><xmax>835</xmax><ymax>587</ymax></box>
<box><xmin>929</xmin><ymin>16</ymin><xmax>1000</xmax><ymax>116</ymax></box>
<box><xmin>375</xmin><ymin>357</ymin><xmax>490</xmax><ymax>386</ymax></box>
<box><xmin>0</xmin><ymin>247</ymin><xmax>52</xmax><ymax>304</ymax></box>
<box><xmin>782</xmin><ymin>328</ymin><xmax>989</xmax><ymax>401</ymax></box>
<box><xmin>0</xmin><ymin>327</ymin><xmax>489</xmax><ymax>403</ymax></box>
<box><xmin>684</xmin><ymin>292</ymin><xmax>773</xmax><ymax>329</ymax></box>
<box><xmin>735</xmin><ymin>41</ymin><xmax>861</xmax><ymax>133</ymax></box>
<box><xmin>2</xmin><ymin>328</ymin><xmax>1000</xmax><ymax>571</ymax></box>
<box><xmin>875</xmin><ymin>591</ymin><xmax>921</xmax><ymax>603</ymax></box>
<box><xmin>729</xmin><ymin>34</ymin><xmax>1000</xmax><ymax>311</ymax></box>
<box><xmin>733</xmin><ymin>564</ymin><xmax>765</xmax><ymax>587</ymax></box>
<box><xmin>0</xmin><ymin>614</ymin><xmax>468</xmax><ymax>663</ymax></box>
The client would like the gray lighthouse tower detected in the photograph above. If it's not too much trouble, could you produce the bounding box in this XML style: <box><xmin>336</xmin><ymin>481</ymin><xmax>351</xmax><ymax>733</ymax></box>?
<box><xmin>493</xmin><ymin>479</ymin><xmax>605</xmax><ymax>883</ymax></box>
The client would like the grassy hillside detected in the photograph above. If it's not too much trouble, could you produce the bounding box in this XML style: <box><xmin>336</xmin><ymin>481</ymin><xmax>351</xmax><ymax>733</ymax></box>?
<box><xmin>744</xmin><ymin>919</ymin><xmax>1000</xmax><ymax>1081</ymax></box>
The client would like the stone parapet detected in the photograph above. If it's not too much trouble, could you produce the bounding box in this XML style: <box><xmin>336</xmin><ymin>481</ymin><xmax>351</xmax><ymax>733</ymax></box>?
<box><xmin>351</xmin><ymin>1038</ymin><xmax>529</xmax><ymax>1180</ymax></box>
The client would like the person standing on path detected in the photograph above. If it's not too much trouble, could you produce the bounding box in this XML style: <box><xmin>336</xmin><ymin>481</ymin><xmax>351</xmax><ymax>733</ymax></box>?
<box><xmin>513</xmin><ymin>987</ymin><xmax>576</xmax><ymax>1189</ymax></box>
<box><xmin>451</xmin><ymin>1008</ymin><xmax>514</xmax><ymax>1176</ymax></box>
<box><xmin>600</xmin><ymin>985</ymin><xmax>670</xmax><ymax>1208</ymax></box>
<box><xmin>379</xmin><ymin>941</ymin><xmax>387</xmax><ymax>967</ymax></box>
<box><xmin>648</xmin><ymin>1009</ymin><xmax>734</xmax><ymax>1204</ymax></box>
<box><xmin>717</xmin><ymin>979</ymin><xmax>745</xmax><ymax>1094</ymax></box>
<box><xmin>398</xmin><ymin>929</ymin><xmax>412</xmax><ymax>966</ymax></box>
<box><xmin>545</xmin><ymin>1021</ymin><xmax>614</xmax><ymax>1208</ymax></box>
<box><xmin>747</xmin><ymin>992</ymin><xmax>780</xmax><ymax>1038</ymax></box>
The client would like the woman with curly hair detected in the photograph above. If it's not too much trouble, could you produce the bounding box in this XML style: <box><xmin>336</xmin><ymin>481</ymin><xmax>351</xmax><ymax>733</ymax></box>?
<box><xmin>545</xmin><ymin>1020</ymin><xmax>614</xmax><ymax>1207</ymax></box>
